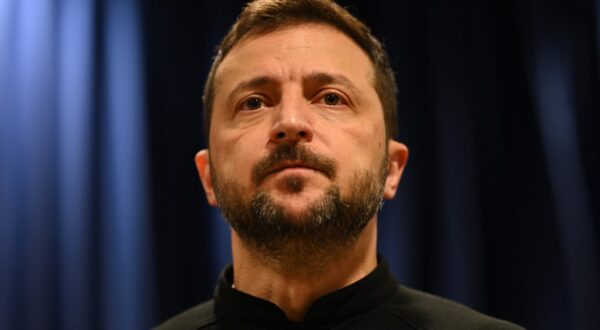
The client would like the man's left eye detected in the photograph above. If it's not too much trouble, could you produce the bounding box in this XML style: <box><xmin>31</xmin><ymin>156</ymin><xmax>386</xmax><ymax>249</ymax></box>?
<box><xmin>323</xmin><ymin>93</ymin><xmax>341</xmax><ymax>105</ymax></box>
<box><xmin>245</xmin><ymin>97</ymin><xmax>263</xmax><ymax>110</ymax></box>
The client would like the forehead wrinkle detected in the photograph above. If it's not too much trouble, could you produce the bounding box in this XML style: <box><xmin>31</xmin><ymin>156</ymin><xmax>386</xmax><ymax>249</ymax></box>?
<box><xmin>226</xmin><ymin>67</ymin><xmax>310</xmax><ymax>98</ymax></box>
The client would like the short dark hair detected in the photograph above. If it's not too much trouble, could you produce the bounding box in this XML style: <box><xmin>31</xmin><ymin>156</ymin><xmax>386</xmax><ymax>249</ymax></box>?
<box><xmin>203</xmin><ymin>0</ymin><xmax>398</xmax><ymax>141</ymax></box>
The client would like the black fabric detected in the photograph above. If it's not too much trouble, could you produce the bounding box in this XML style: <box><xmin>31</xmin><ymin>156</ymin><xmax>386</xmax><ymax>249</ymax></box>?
<box><xmin>156</xmin><ymin>259</ymin><xmax>524</xmax><ymax>329</ymax></box>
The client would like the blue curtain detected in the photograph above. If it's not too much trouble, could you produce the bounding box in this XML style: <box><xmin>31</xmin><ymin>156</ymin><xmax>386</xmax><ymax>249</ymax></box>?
<box><xmin>0</xmin><ymin>0</ymin><xmax>153</xmax><ymax>329</ymax></box>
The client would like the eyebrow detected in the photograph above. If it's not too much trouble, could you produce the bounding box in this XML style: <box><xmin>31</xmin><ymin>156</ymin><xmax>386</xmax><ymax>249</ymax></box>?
<box><xmin>227</xmin><ymin>76</ymin><xmax>277</xmax><ymax>101</ymax></box>
<box><xmin>302</xmin><ymin>72</ymin><xmax>361</xmax><ymax>95</ymax></box>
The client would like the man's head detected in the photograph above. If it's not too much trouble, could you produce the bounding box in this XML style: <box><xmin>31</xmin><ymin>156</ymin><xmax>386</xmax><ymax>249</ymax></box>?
<box><xmin>195</xmin><ymin>0</ymin><xmax>408</xmax><ymax>272</ymax></box>
<box><xmin>202</xmin><ymin>0</ymin><xmax>398</xmax><ymax>141</ymax></box>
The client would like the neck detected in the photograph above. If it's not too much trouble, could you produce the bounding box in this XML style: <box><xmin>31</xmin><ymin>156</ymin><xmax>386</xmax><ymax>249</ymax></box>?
<box><xmin>230</xmin><ymin>218</ymin><xmax>378</xmax><ymax>321</ymax></box>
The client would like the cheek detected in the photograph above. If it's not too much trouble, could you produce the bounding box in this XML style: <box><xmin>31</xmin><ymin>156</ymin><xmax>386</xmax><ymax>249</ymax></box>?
<box><xmin>330</xmin><ymin>119</ymin><xmax>386</xmax><ymax>160</ymax></box>
<box><xmin>324</xmin><ymin>130</ymin><xmax>386</xmax><ymax>190</ymax></box>
<box><xmin>210</xmin><ymin>130</ymin><xmax>265</xmax><ymax>187</ymax></box>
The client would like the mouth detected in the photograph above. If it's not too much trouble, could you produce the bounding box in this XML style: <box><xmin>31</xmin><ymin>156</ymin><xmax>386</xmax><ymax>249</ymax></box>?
<box><xmin>265</xmin><ymin>161</ymin><xmax>320</xmax><ymax>176</ymax></box>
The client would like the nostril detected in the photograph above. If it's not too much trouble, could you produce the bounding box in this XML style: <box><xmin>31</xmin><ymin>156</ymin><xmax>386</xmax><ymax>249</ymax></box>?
<box><xmin>272</xmin><ymin>129</ymin><xmax>311</xmax><ymax>142</ymax></box>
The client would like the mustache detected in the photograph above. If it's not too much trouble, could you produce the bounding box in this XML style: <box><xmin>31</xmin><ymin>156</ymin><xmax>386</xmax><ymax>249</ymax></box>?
<box><xmin>252</xmin><ymin>143</ymin><xmax>336</xmax><ymax>185</ymax></box>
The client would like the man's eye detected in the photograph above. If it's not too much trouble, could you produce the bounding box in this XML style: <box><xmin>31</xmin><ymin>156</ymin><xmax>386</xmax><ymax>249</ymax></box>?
<box><xmin>323</xmin><ymin>93</ymin><xmax>341</xmax><ymax>106</ymax></box>
<box><xmin>244</xmin><ymin>97</ymin><xmax>263</xmax><ymax>110</ymax></box>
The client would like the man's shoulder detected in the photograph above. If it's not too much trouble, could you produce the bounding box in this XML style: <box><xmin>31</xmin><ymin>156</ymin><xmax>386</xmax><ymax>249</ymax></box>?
<box><xmin>378</xmin><ymin>285</ymin><xmax>524</xmax><ymax>330</ymax></box>
<box><xmin>154</xmin><ymin>300</ymin><xmax>217</xmax><ymax>330</ymax></box>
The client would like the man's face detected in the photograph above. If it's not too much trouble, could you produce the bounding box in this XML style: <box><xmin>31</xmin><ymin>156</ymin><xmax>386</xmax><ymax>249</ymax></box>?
<box><xmin>196</xmin><ymin>23</ymin><xmax>407</xmax><ymax>268</ymax></box>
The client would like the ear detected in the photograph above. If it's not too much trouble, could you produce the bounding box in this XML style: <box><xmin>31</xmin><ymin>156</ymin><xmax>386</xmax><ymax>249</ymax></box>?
<box><xmin>195</xmin><ymin>149</ymin><xmax>218</xmax><ymax>206</ymax></box>
<box><xmin>383</xmin><ymin>140</ymin><xmax>409</xmax><ymax>200</ymax></box>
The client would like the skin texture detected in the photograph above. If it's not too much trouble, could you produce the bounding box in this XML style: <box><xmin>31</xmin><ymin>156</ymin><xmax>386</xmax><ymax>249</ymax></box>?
<box><xmin>195</xmin><ymin>23</ymin><xmax>408</xmax><ymax>321</ymax></box>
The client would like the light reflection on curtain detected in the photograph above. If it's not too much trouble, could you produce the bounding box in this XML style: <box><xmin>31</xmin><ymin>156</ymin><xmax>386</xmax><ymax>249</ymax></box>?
<box><xmin>526</xmin><ymin>1</ymin><xmax>600</xmax><ymax>328</ymax></box>
<box><xmin>57</xmin><ymin>0</ymin><xmax>94</xmax><ymax>329</ymax></box>
<box><xmin>0</xmin><ymin>0</ymin><xmax>153</xmax><ymax>329</ymax></box>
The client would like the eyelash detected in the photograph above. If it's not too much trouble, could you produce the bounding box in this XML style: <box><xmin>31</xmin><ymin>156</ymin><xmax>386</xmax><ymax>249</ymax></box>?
<box><xmin>314</xmin><ymin>90</ymin><xmax>350</xmax><ymax>108</ymax></box>
<box><xmin>238</xmin><ymin>95</ymin><xmax>269</xmax><ymax>112</ymax></box>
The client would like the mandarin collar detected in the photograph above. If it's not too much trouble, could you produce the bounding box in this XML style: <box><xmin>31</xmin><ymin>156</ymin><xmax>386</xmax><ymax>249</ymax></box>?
<box><xmin>213</xmin><ymin>257</ymin><xmax>399</xmax><ymax>328</ymax></box>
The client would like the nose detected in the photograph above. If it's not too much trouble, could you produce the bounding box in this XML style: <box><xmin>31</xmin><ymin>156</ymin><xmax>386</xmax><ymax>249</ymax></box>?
<box><xmin>269</xmin><ymin>95</ymin><xmax>314</xmax><ymax>144</ymax></box>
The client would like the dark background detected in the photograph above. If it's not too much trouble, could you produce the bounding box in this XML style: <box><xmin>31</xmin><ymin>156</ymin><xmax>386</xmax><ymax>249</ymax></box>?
<box><xmin>0</xmin><ymin>0</ymin><xmax>598</xmax><ymax>329</ymax></box>
<box><xmin>145</xmin><ymin>0</ymin><xmax>599</xmax><ymax>329</ymax></box>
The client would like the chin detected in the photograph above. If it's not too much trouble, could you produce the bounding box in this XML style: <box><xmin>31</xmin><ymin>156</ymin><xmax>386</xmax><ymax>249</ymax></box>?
<box><xmin>273</xmin><ymin>186</ymin><xmax>324</xmax><ymax>203</ymax></box>
<box><xmin>270</xmin><ymin>199</ymin><xmax>312</xmax><ymax>220</ymax></box>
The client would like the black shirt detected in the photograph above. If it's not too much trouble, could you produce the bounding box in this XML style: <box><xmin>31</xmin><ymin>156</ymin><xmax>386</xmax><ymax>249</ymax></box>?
<box><xmin>156</xmin><ymin>259</ymin><xmax>524</xmax><ymax>329</ymax></box>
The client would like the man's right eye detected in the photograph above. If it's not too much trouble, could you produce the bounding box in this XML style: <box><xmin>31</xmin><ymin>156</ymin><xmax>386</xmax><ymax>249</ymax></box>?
<box><xmin>243</xmin><ymin>97</ymin><xmax>263</xmax><ymax>110</ymax></box>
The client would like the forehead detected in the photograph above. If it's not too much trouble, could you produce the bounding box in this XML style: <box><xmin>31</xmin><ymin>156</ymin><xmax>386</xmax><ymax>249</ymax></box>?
<box><xmin>213</xmin><ymin>23</ymin><xmax>376</xmax><ymax>93</ymax></box>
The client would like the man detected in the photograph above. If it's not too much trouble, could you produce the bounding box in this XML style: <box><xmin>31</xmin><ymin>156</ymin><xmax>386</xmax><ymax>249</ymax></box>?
<box><xmin>157</xmin><ymin>0</ymin><xmax>523</xmax><ymax>329</ymax></box>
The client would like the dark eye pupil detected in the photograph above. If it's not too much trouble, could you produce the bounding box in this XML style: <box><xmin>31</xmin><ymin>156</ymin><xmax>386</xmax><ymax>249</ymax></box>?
<box><xmin>324</xmin><ymin>93</ymin><xmax>339</xmax><ymax>105</ymax></box>
<box><xmin>246</xmin><ymin>98</ymin><xmax>262</xmax><ymax>110</ymax></box>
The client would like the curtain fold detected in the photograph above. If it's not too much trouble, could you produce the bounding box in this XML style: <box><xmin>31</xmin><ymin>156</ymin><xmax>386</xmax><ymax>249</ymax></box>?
<box><xmin>0</xmin><ymin>0</ymin><xmax>153</xmax><ymax>329</ymax></box>
<box><xmin>524</xmin><ymin>1</ymin><xmax>600</xmax><ymax>328</ymax></box>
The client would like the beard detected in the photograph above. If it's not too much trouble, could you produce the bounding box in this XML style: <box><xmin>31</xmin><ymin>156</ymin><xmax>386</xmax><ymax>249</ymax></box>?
<box><xmin>211</xmin><ymin>143</ymin><xmax>387</xmax><ymax>274</ymax></box>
